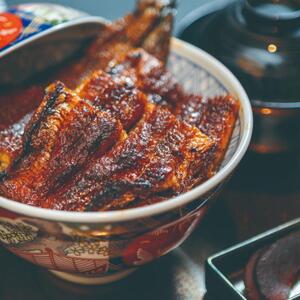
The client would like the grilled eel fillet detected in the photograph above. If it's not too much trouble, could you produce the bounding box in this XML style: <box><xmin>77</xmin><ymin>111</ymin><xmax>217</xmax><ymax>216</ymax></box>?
<box><xmin>77</xmin><ymin>71</ymin><xmax>148</xmax><ymax>131</ymax></box>
<box><xmin>58</xmin><ymin>0</ymin><xmax>176</xmax><ymax>89</ymax></box>
<box><xmin>0</xmin><ymin>51</ymin><xmax>239</xmax><ymax>210</ymax></box>
<box><xmin>43</xmin><ymin>104</ymin><xmax>214</xmax><ymax>211</ymax></box>
<box><xmin>175</xmin><ymin>94</ymin><xmax>239</xmax><ymax>183</ymax></box>
<box><xmin>0</xmin><ymin>82</ymin><xmax>125</xmax><ymax>206</ymax></box>
<box><xmin>0</xmin><ymin>81</ymin><xmax>215</xmax><ymax>211</ymax></box>
<box><xmin>105</xmin><ymin>49</ymin><xmax>239</xmax><ymax>207</ymax></box>
<box><xmin>106</xmin><ymin>48</ymin><xmax>187</xmax><ymax>107</ymax></box>
<box><xmin>127</xmin><ymin>93</ymin><xmax>239</xmax><ymax>209</ymax></box>
<box><xmin>0</xmin><ymin>0</ymin><xmax>176</xmax><ymax>173</ymax></box>
<box><xmin>0</xmin><ymin>87</ymin><xmax>44</xmax><ymax>174</ymax></box>
<box><xmin>74</xmin><ymin>60</ymin><xmax>240</xmax><ymax>208</ymax></box>
<box><xmin>0</xmin><ymin>113</ymin><xmax>32</xmax><ymax>175</ymax></box>
<box><xmin>107</xmin><ymin>48</ymin><xmax>239</xmax><ymax>173</ymax></box>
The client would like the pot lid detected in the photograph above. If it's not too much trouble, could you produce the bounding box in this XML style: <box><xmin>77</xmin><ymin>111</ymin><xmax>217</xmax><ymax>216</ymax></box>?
<box><xmin>179</xmin><ymin>0</ymin><xmax>300</xmax><ymax>108</ymax></box>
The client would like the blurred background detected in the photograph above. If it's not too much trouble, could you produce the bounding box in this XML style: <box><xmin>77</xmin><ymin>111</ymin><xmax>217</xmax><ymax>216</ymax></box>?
<box><xmin>5</xmin><ymin>0</ymin><xmax>217</xmax><ymax>33</ymax></box>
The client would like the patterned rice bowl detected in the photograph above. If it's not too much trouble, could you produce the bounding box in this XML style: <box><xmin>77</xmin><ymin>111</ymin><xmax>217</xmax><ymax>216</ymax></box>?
<box><xmin>0</xmin><ymin>4</ymin><xmax>252</xmax><ymax>285</ymax></box>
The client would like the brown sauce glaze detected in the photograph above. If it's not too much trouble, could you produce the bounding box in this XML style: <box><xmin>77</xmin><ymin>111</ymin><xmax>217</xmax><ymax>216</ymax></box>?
<box><xmin>0</xmin><ymin>0</ymin><xmax>239</xmax><ymax>211</ymax></box>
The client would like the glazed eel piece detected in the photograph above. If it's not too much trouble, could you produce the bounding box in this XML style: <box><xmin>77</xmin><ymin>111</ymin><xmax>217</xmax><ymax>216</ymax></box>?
<box><xmin>106</xmin><ymin>48</ymin><xmax>182</xmax><ymax>107</ymax></box>
<box><xmin>0</xmin><ymin>48</ymin><xmax>238</xmax><ymax>211</ymax></box>
<box><xmin>140</xmin><ymin>0</ymin><xmax>175</xmax><ymax>62</ymax></box>
<box><xmin>0</xmin><ymin>113</ymin><xmax>32</xmax><ymax>175</ymax></box>
<box><xmin>0</xmin><ymin>87</ymin><xmax>43</xmax><ymax>174</ymax></box>
<box><xmin>0</xmin><ymin>0</ymin><xmax>176</xmax><ymax>173</ymax></box>
<box><xmin>175</xmin><ymin>94</ymin><xmax>239</xmax><ymax>186</ymax></box>
<box><xmin>106</xmin><ymin>48</ymin><xmax>239</xmax><ymax>207</ymax></box>
<box><xmin>43</xmin><ymin>104</ymin><xmax>214</xmax><ymax>211</ymax></box>
<box><xmin>77</xmin><ymin>70</ymin><xmax>148</xmax><ymax>131</ymax></box>
<box><xmin>32</xmin><ymin>48</ymin><xmax>236</xmax><ymax>211</ymax></box>
<box><xmin>58</xmin><ymin>0</ymin><xmax>176</xmax><ymax>89</ymax></box>
<box><xmin>0</xmin><ymin>82</ymin><xmax>125</xmax><ymax>206</ymax></box>
<box><xmin>108</xmin><ymin>49</ymin><xmax>239</xmax><ymax>178</ymax></box>
<box><xmin>1</xmin><ymin>65</ymin><xmax>214</xmax><ymax>211</ymax></box>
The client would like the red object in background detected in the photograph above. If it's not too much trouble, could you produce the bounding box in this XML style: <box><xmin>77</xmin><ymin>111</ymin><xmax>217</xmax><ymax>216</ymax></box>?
<box><xmin>0</xmin><ymin>12</ymin><xmax>22</xmax><ymax>49</ymax></box>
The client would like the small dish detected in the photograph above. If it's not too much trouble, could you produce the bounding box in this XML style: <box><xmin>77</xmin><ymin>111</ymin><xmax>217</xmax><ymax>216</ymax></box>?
<box><xmin>205</xmin><ymin>218</ymin><xmax>300</xmax><ymax>300</ymax></box>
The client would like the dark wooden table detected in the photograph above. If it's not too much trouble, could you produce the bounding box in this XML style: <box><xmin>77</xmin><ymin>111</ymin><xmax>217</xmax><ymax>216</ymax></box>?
<box><xmin>1</xmin><ymin>1</ymin><xmax>300</xmax><ymax>299</ymax></box>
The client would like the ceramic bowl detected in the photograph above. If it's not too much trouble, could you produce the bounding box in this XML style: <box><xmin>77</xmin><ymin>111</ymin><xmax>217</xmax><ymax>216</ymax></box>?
<box><xmin>0</xmin><ymin>4</ymin><xmax>252</xmax><ymax>285</ymax></box>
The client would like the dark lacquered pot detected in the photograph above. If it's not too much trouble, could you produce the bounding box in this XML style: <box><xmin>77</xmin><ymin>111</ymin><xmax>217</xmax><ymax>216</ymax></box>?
<box><xmin>179</xmin><ymin>0</ymin><xmax>300</xmax><ymax>154</ymax></box>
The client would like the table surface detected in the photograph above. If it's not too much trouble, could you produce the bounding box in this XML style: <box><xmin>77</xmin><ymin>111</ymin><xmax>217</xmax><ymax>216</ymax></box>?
<box><xmin>1</xmin><ymin>0</ymin><xmax>300</xmax><ymax>299</ymax></box>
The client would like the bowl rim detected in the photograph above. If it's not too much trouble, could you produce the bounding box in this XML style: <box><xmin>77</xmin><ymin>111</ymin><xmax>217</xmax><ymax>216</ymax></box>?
<box><xmin>0</xmin><ymin>37</ymin><xmax>253</xmax><ymax>223</ymax></box>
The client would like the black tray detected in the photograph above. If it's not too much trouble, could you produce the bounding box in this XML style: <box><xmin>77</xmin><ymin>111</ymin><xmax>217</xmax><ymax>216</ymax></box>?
<box><xmin>205</xmin><ymin>218</ymin><xmax>300</xmax><ymax>300</ymax></box>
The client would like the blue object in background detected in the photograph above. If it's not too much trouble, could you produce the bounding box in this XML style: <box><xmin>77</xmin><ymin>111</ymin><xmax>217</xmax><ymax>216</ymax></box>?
<box><xmin>0</xmin><ymin>0</ymin><xmax>7</xmax><ymax>11</ymax></box>
<box><xmin>6</xmin><ymin>0</ymin><xmax>220</xmax><ymax>33</ymax></box>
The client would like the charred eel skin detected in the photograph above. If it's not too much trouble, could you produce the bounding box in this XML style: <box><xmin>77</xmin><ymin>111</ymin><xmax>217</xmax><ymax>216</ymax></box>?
<box><xmin>42</xmin><ymin>103</ymin><xmax>214</xmax><ymax>211</ymax></box>
<box><xmin>58</xmin><ymin>0</ymin><xmax>177</xmax><ymax>89</ymax></box>
<box><xmin>0</xmin><ymin>51</ymin><xmax>239</xmax><ymax>210</ymax></box>
<box><xmin>108</xmin><ymin>49</ymin><xmax>240</xmax><ymax>183</ymax></box>
<box><xmin>0</xmin><ymin>82</ymin><xmax>124</xmax><ymax>206</ymax></box>
<box><xmin>77</xmin><ymin>70</ymin><xmax>148</xmax><ymax>131</ymax></box>
<box><xmin>0</xmin><ymin>50</ymin><xmax>239</xmax><ymax>211</ymax></box>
